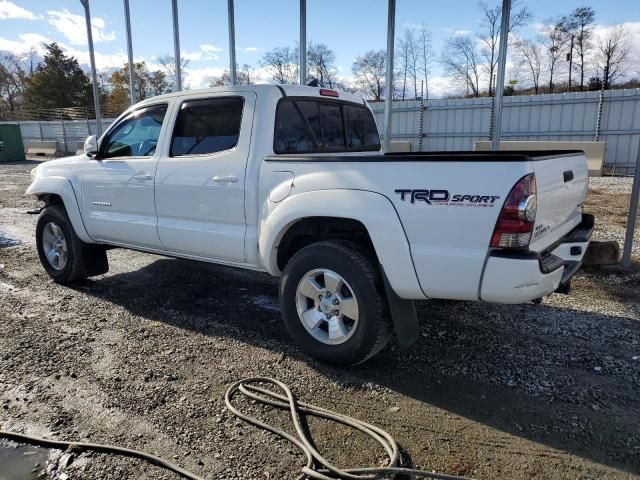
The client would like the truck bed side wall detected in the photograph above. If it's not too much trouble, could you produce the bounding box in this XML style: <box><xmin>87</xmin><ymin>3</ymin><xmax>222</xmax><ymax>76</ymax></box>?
<box><xmin>260</xmin><ymin>159</ymin><xmax>531</xmax><ymax>301</ymax></box>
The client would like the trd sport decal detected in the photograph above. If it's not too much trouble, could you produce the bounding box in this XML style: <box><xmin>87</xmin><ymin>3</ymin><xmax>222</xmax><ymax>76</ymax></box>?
<box><xmin>395</xmin><ymin>189</ymin><xmax>500</xmax><ymax>207</ymax></box>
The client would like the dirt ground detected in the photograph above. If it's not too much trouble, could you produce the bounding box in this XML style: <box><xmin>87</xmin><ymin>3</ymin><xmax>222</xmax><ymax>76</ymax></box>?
<box><xmin>1</xmin><ymin>160</ymin><xmax>639</xmax><ymax>480</ymax></box>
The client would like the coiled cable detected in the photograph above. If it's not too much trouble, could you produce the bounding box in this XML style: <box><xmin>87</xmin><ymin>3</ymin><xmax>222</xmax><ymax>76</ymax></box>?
<box><xmin>1</xmin><ymin>377</ymin><xmax>474</xmax><ymax>480</ymax></box>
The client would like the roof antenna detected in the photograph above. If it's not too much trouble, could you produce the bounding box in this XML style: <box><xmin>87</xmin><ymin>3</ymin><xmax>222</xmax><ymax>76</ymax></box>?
<box><xmin>306</xmin><ymin>78</ymin><xmax>319</xmax><ymax>87</ymax></box>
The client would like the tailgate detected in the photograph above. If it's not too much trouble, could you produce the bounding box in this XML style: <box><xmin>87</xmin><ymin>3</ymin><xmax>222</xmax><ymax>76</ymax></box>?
<box><xmin>529</xmin><ymin>152</ymin><xmax>588</xmax><ymax>252</ymax></box>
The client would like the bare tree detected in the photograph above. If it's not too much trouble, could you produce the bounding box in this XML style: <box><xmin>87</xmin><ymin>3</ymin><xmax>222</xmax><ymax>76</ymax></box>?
<box><xmin>260</xmin><ymin>47</ymin><xmax>298</xmax><ymax>84</ymax></box>
<box><xmin>396</xmin><ymin>29</ymin><xmax>420</xmax><ymax>99</ymax></box>
<box><xmin>596</xmin><ymin>25</ymin><xmax>631</xmax><ymax>90</ymax></box>
<box><xmin>540</xmin><ymin>18</ymin><xmax>567</xmax><ymax>93</ymax></box>
<box><xmin>441</xmin><ymin>36</ymin><xmax>481</xmax><ymax>97</ymax></box>
<box><xmin>0</xmin><ymin>53</ymin><xmax>27</xmax><ymax>113</ymax></box>
<box><xmin>405</xmin><ymin>30</ymin><xmax>420</xmax><ymax>99</ymax></box>
<box><xmin>478</xmin><ymin>0</ymin><xmax>532</xmax><ymax>95</ymax></box>
<box><xmin>563</xmin><ymin>7</ymin><xmax>595</xmax><ymax>91</ymax></box>
<box><xmin>396</xmin><ymin>34</ymin><xmax>409</xmax><ymax>99</ymax></box>
<box><xmin>307</xmin><ymin>43</ymin><xmax>336</xmax><ymax>88</ymax></box>
<box><xmin>157</xmin><ymin>54</ymin><xmax>190</xmax><ymax>90</ymax></box>
<box><xmin>352</xmin><ymin>50</ymin><xmax>386</xmax><ymax>100</ymax></box>
<box><xmin>210</xmin><ymin>64</ymin><xmax>259</xmax><ymax>86</ymax></box>
<box><xmin>417</xmin><ymin>23</ymin><xmax>434</xmax><ymax>99</ymax></box>
<box><xmin>516</xmin><ymin>39</ymin><xmax>543</xmax><ymax>94</ymax></box>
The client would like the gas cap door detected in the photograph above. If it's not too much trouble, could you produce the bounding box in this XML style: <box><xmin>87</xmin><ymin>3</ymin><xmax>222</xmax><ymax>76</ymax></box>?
<box><xmin>268</xmin><ymin>171</ymin><xmax>295</xmax><ymax>203</ymax></box>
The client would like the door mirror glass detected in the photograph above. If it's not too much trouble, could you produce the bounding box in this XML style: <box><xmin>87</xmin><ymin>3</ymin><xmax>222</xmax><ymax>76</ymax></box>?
<box><xmin>84</xmin><ymin>135</ymin><xmax>98</xmax><ymax>156</ymax></box>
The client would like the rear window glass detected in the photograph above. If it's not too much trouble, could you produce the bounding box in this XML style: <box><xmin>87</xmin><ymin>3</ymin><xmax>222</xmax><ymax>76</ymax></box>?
<box><xmin>171</xmin><ymin>97</ymin><xmax>243</xmax><ymax>156</ymax></box>
<box><xmin>274</xmin><ymin>98</ymin><xmax>379</xmax><ymax>154</ymax></box>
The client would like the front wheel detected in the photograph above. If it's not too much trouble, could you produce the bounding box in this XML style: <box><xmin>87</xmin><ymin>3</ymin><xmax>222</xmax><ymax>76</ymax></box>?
<box><xmin>279</xmin><ymin>240</ymin><xmax>391</xmax><ymax>365</ymax></box>
<box><xmin>36</xmin><ymin>205</ymin><xmax>108</xmax><ymax>284</ymax></box>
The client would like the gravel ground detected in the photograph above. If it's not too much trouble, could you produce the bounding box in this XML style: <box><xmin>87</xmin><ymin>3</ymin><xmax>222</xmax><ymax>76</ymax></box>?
<box><xmin>1</xmin><ymin>160</ymin><xmax>639</xmax><ymax>480</ymax></box>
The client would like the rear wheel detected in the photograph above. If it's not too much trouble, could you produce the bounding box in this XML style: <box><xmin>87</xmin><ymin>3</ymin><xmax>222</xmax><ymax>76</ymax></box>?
<box><xmin>280</xmin><ymin>240</ymin><xmax>391</xmax><ymax>365</ymax></box>
<box><xmin>36</xmin><ymin>205</ymin><xmax>108</xmax><ymax>284</ymax></box>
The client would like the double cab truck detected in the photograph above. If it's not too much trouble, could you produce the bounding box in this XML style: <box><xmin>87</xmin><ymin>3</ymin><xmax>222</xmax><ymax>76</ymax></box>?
<box><xmin>27</xmin><ymin>85</ymin><xmax>593</xmax><ymax>365</ymax></box>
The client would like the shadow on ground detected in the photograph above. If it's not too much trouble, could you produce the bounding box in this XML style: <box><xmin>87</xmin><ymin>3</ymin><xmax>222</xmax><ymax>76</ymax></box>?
<box><xmin>77</xmin><ymin>254</ymin><xmax>640</xmax><ymax>475</ymax></box>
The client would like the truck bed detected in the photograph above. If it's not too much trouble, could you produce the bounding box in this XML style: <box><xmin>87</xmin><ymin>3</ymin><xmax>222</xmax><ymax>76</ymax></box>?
<box><xmin>265</xmin><ymin>150</ymin><xmax>585</xmax><ymax>162</ymax></box>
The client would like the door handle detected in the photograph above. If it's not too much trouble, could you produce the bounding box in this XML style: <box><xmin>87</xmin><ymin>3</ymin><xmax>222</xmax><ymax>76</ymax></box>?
<box><xmin>133</xmin><ymin>174</ymin><xmax>153</xmax><ymax>181</ymax></box>
<box><xmin>212</xmin><ymin>175</ymin><xmax>238</xmax><ymax>184</ymax></box>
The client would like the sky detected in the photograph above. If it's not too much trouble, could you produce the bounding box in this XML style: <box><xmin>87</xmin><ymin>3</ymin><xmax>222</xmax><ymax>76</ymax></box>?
<box><xmin>1</xmin><ymin>0</ymin><xmax>639</xmax><ymax>97</ymax></box>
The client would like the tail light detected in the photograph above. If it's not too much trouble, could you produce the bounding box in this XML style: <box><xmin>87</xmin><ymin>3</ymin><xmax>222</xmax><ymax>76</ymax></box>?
<box><xmin>490</xmin><ymin>173</ymin><xmax>537</xmax><ymax>248</ymax></box>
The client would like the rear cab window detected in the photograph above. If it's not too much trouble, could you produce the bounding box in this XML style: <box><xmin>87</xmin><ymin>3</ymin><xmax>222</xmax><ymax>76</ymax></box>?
<box><xmin>274</xmin><ymin>98</ymin><xmax>380</xmax><ymax>154</ymax></box>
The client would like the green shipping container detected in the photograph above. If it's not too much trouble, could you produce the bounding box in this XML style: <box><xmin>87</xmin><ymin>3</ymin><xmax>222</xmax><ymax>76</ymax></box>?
<box><xmin>0</xmin><ymin>124</ymin><xmax>26</xmax><ymax>162</ymax></box>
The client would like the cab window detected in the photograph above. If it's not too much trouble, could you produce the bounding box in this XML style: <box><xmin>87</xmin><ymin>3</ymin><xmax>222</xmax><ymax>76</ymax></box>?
<box><xmin>101</xmin><ymin>104</ymin><xmax>167</xmax><ymax>159</ymax></box>
<box><xmin>274</xmin><ymin>98</ymin><xmax>380</xmax><ymax>154</ymax></box>
<box><xmin>170</xmin><ymin>97</ymin><xmax>244</xmax><ymax>156</ymax></box>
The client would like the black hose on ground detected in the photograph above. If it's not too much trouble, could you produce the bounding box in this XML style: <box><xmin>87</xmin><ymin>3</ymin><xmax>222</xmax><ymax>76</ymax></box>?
<box><xmin>1</xmin><ymin>377</ymin><xmax>474</xmax><ymax>480</ymax></box>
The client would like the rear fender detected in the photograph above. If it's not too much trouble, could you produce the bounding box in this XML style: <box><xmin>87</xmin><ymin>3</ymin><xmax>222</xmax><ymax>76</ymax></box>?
<box><xmin>26</xmin><ymin>176</ymin><xmax>93</xmax><ymax>243</ymax></box>
<box><xmin>259</xmin><ymin>189</ymin><xmax>425</xmax><ymax>300</ymax></box>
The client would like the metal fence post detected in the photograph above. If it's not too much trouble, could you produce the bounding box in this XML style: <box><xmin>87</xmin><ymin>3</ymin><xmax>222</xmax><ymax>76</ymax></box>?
<box><xmin>299</xmin><ymin>0</ymin><xmax>306</xmax><ymax>85</ymax></box>
<box><xmin>80</xmin><ymin>0</ymin><xmax>103</xmax><ymax>136</ymax></box>
<box><xmin>59</xmin><ymin>111</ymin><xmax>67</xmax><ymax>154</ymax></box>
<box><xmin>622</xmin><ymin>141</ymin><xmax>640</xmax><ymax>267</ymax></box>
<box><xmin>491</xmin><ymin>0</ymin><xmax>511</xmax><ymax>151</ymax></box>
<box><xmin>123</xmin><ymin>0</ymin><xmax>136</xmax><ymax>105</ymax></box>
<box><xmin>418</xmin><ymin>80</ymin><xmax>424</xmax><ymax>152</ymax></box>
<box><xmin>383</xmin><ymin>0</ymin><xmax>396</xmax><ymax>153</ymax></box>
<box><xmin>594</xmin><ymin>87</ymin><xmax>605</xmax><ymax>141</ymax></box>
<box><xmin>171</xmin><ymin>0</ymin><xmax>182</xmax><ymax>91</ymax></box>
<box><xmin>227</xmin><ymin>0</ymin><xmax>237</xmax><ymax>85</ymax></box>
<box><xmin>37</xmin><ymin>110</ymin><xmax>44</xmax><ymax>140</ymax></box>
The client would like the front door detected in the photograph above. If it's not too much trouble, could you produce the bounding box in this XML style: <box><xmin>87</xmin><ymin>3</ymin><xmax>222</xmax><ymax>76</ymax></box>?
<box><xmin>154</xmin><ymin>93</ymin><xmax>255</xmax><ymax>263</ymax></box>
<box><xmin>81</xmin><ymin>103</ymin><xmax>170</xmax><ymax>249</ymax></box>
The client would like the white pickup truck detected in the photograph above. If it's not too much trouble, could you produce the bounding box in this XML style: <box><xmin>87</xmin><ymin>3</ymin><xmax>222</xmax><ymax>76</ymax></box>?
<box><xmin>27</xmin><ymin>85</ymin><xmax>593</xmax><ymax>365</ymax></box>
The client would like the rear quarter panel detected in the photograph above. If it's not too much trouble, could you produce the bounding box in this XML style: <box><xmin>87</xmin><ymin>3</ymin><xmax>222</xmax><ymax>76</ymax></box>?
<box><xmin>260</xmin><ymin>158</ymin><xmax>531</xmax><ymax>300</ymax></box>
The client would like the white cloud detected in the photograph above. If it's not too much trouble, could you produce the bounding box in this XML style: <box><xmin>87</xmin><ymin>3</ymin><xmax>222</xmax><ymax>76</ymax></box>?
<box><xmin>201</xmin><ymin>44</ymin><xmax>223</xmax><ymax>53</ymax></box>
<box><xmin>179</xmin><ymin>44</ymin><xmax>223</xmax><ymax>62</ymax></box>
<box><xmin>0</xmin><ymin>32</ymin><xmax>51</xmax><ymax>55</ymax></box>
<box><xmin>47</xmin><ymin>9</ymin><xmax>115</xmax><ymax>45</ymax></box>
<box><xmin>0</xmin><ymin>32</ymin><xmax>128</xmax><ymax>71</ymax></box>
<box><xmin>243</xmin><ymin>47</ymin><xmax>258</xmax><ymax>52</ymax></box>
<box><xmin>183</xmin><ymin>66</ymin><xmax>227</xmax><ymax>88</ymax></box>
<box><xmin>183</xmin><ymin>65</ymin><xmax>272</xmax><ymax>88</ymax></box>
<box><xmin>0</xmin><ymin>0</ymin><xmax>37</xmax><ymax>20</ymax></box>
<box><xmin>182</xmin><ymin>50</ymin><xmax>203</xmax><ymax>61</ymax></box>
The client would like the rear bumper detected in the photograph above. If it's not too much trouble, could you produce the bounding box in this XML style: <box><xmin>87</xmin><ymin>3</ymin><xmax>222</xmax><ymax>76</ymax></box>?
<box><xmin>480</xmin><ymin>214</ymin><xmax>593</xmax><ymax>304</ymax></box>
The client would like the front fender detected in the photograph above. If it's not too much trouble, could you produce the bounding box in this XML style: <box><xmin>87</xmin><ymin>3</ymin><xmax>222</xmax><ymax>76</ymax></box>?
<box><xmin>259</xmin><ymin>189</ymin><xmax>426</xmax><ymax>300</ymax></box>
<box><xmin>26</xmin><ymin>176</ymin><xmax>93</xmax><ymax>243</ymax></box>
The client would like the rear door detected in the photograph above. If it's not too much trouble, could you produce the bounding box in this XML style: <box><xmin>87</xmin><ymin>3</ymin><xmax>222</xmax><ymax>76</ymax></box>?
<box><xmin>81</xmin><ymin>103</ymin><xmax>169</xmax><ymax>249</ymax></box>
<box><xmin>529</xmin><ymin>152</ymin><xmax>588</xmax><ymax>251</ymax></box>
<box><xmin>154</xmin><ymin>92</ymin><xmax>256</xmax><ymax>263</ymax></box>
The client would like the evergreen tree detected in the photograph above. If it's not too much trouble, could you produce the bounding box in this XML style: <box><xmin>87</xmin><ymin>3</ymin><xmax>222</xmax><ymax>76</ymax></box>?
<box><xmin>25</xmin><ymin>43</ymin><xmax>92</xmax><ymax>110</ymax></box>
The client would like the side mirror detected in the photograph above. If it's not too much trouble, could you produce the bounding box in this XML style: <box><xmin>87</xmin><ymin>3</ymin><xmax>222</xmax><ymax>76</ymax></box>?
<box><xmin>84</xmin><ymin>135</ymin><xmax>98</xmax><ymax>157</ymax></box>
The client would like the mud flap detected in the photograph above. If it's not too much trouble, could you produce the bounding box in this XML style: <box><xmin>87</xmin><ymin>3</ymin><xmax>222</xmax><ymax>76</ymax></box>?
<box><xmin>84</xmin><ymin>245</ymin><xmax>109</xmax><ymax>277</ymax></box>
<box><xmin>380</xmin><ymin>266</ymin><xmax>418</xmax><ymax>347</ymax></box>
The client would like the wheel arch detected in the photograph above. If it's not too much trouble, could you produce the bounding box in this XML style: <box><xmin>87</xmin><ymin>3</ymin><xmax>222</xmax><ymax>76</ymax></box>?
<box><xmin>27</xmin><ymin>176</ymin><xmax>93</xmax><ymax>243</ymax></box>
<box><xmin>259</xmin><ymin>189</ymin><xmax>425</xmax><ymax>300</ymax></box>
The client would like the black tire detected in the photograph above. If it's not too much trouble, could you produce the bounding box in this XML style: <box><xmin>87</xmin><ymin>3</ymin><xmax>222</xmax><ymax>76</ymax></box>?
<box><xmin>36</xmin><ymin>205</ymin><xmax>108</xmax><ymax>284</ymax></box>
<box><xmin>280</xmin><ymin>240</ymin><xmax>391</xmax><ymax>365</ymax></box>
